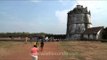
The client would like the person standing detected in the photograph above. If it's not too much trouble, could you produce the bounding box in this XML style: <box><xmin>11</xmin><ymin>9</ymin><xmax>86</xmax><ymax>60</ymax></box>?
<box><xmin>45</xmin><ymin>36</ymin><xmax>49</xmax><ymax>42</ymax></box>
<box><xmin>31</xmin><ymin>45</ymin><xmax>39</xmax><ymax>60</ymax></box>
<box><xmin>25</xmin><ymin>37</ymin><xmax>28</xmax><ymax>44</ymax></box>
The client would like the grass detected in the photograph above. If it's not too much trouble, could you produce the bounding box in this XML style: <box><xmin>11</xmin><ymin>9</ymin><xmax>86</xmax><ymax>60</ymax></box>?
<box><xmin>1</xmin><ymin>40</ymin><xmax>107</xmax><ymax>60</ymax></box>
<box><xmin>0</xmin><ymin>41</ymin><xmax>25</xmax><ymax>58</ymax></box>
<box><xmin>60</xmin><ymin>40</ymin><xmax>107</xmax><ymax>60</ymax></box>
<box><xmin>0</xmin><ymin>41</ymin><xmax>24</xmax><ymax>48</ymax></box>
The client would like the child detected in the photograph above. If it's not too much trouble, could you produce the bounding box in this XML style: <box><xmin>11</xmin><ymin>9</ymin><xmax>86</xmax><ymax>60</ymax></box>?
<box><xmin>31</xmin><ymin>44</ymin><xmax>39</xmax><ymax>60</ymax></box>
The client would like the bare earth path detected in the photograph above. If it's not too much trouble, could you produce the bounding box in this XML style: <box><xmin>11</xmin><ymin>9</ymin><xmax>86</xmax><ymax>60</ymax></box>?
<box><xmin>1</xmin><ymin>42</ymin><xmax>63</xmax><ymax>60</ymax></box>
<box><xmin>39</xmin><ymin>42</ymin><xmax>63</xmax><ymax>60</ymax></box>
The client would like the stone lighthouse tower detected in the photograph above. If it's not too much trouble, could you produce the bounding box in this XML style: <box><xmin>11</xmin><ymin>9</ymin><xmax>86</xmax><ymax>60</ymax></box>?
<box><xmin>66</xmin><ymin>5</ymin><xmax>92</xmax><ymax>39</ymax></box>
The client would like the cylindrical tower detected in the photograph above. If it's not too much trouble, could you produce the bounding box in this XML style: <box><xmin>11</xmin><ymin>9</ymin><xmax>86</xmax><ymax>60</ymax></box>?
<box><xmin>66</xmin><ymin>5</ymin><xmax>92</xmax><ymax>39</ymax></box>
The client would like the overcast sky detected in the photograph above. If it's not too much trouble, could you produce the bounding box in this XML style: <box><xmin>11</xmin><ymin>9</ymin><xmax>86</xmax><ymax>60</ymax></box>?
<box><xmin>0</xmin><ymin>0</ymin><xmax>107</xmax><ymax>34</ymax></box>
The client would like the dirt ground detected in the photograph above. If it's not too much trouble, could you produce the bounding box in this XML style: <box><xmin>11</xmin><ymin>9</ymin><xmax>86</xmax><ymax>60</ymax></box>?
<box><xmin>1</xmin><ymin>41</ymin><xmax>107</xmax><ymax>60</ymax></box>
<box><xmin>0</xmin><ymin>41</ymin><xmax>63</xmax><ymax>60</ymax></box>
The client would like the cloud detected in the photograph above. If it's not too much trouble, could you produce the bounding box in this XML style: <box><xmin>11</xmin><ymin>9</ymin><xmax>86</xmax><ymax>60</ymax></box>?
<box><xmin>55</xmin><ymin>0</ymin><xmax>107</xmax><ymax>27</ymax></box>
<box><xmin>55</xmin><ymin>10</ymin><xmax>71</xmax><ymax>34</ymax></box>
<box><xmin>76</xmin><ymin>0</ymin><xmax>106</xmax><ymax>11</ymax></box>
<box><xmin>55</xmin><ymin>2</ymin><xmax>75</xmax><ymax>25</ymax></box>
<box><xmin>55</xmin><ymin>10</ymin><xmax>68</xmax><ymax>24</ymax></box>
<box><xmin>76</xmin><ymin>0</ymin><xmax>107</xmax><ymax>26</ymax></box>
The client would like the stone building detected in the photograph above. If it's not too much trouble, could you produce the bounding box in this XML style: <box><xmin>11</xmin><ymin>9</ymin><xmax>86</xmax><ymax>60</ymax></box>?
<box><xmin>82</xmin><ymin>27</ymin><xmax>104</xmax><ymax>40</ymax></box>
<box><xmin>66</xmin><ymin>5</ymin><xmax>104</xmax><ymax>40</ymax></box>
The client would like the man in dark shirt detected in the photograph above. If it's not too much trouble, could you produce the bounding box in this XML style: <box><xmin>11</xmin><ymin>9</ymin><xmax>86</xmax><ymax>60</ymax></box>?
<box><xmin>40</xmin><ymin>36</ymin><xmax>45</xmax><ymax>51</ymax></box>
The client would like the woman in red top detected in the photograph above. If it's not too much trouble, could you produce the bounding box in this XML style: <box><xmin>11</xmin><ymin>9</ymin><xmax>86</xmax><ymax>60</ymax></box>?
<box><xmin>31</xmin><ymin>45</ymin><xmax>39</xmax><ymax>60</ymax></box>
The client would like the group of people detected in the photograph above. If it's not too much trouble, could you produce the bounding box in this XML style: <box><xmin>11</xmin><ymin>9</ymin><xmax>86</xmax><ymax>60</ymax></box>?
<box><xmin>31</xmin><ymin>36</ymin><xmax>45</xmax><ymax>60</ymax></box>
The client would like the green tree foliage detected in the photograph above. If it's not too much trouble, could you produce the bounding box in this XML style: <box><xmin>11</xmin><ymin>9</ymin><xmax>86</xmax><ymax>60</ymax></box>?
<box><xmin>0</xmin><ymin>32</ymin><xmax>66</xmax><ymax>39</ymax></box>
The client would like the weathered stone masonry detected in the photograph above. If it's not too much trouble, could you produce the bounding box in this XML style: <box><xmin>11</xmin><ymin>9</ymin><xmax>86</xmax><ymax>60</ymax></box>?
<box><xmin>66</xmin><ymin>5</ymin><xmax>103</xmax><ymax>40</ymax></box>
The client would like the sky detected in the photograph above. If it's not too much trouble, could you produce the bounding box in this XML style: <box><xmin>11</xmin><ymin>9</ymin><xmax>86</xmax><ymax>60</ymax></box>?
<box><xmin>0</xmin><ymin>0</ymin><xmax>107</xmax><ymax>34</ymax></box>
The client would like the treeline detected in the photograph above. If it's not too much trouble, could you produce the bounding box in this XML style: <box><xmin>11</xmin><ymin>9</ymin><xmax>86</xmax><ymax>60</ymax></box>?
<box><xmin>0</xmin><ymin>27</ymin><xmax>106</xmax><ymax>39</ymax></box>
<box><xmin>46</xmin><ymin>34</ymin><xmax>66</xmax><ymax>39</ymax></box>
<box><xmin>0</xmin><ymin>32</ymin><xmax>66</xmax><ymax>39</ymax></box>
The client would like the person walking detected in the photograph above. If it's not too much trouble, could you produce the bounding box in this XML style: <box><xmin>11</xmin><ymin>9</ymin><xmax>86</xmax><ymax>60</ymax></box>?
<box><xmin>31</xmin><ymin>44</ymin><xmax>39</xmax><ymax>60</ymax></box>
<box><xmin>40</xmin><ymin>36</ymin><xmax>45</xmax><ymax>51</ymax></box>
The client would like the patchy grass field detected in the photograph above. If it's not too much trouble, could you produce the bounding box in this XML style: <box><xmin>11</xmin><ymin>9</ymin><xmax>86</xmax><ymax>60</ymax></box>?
<box><xmin>0</xmin><ymin>41</ymin><xmax>62</xmax><ymax>60</ymax></box>
<box><xmin>60</xmin><ymin>41</ymin><xmax>107</xmax><ymax>60</ymax></box>
<box><xmin>1</xmin><ymin>40</ymin><xmax>107</xmax><ymax>60</ymax></box>
<box><xmin>0</xmin><ymin>41</ymin><xmax>22</xmax><ymax>57</ymax></box>
<box><xmin>0</xmin><ymin>41</ymin><xmax>32</xmax><ymax>60</ymax></box>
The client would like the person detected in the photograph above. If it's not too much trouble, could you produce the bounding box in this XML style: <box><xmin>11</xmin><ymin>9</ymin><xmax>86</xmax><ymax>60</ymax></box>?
<box><xmin>45</xmin><ymin>36</ymin><xmax>49</xmax><ymax>42</ymax></box>
<box><xmin>25</xmin><ymin>37</ymin><xmax>28</xmax><ymax>44</ymax></box>
<box><xmin>40</xmin><ymin>37</ymin><xmax>44</xmax><ymax>51</ymax></box>
<box><xmin>36</xmin><ymin>37</ymin><xmax>39</xmax><ymax>46</ymax></box>
<box><xmin>31</xmin><ymin>44</ymin><xmax>39</xmax><ymax>60</ymax></box>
